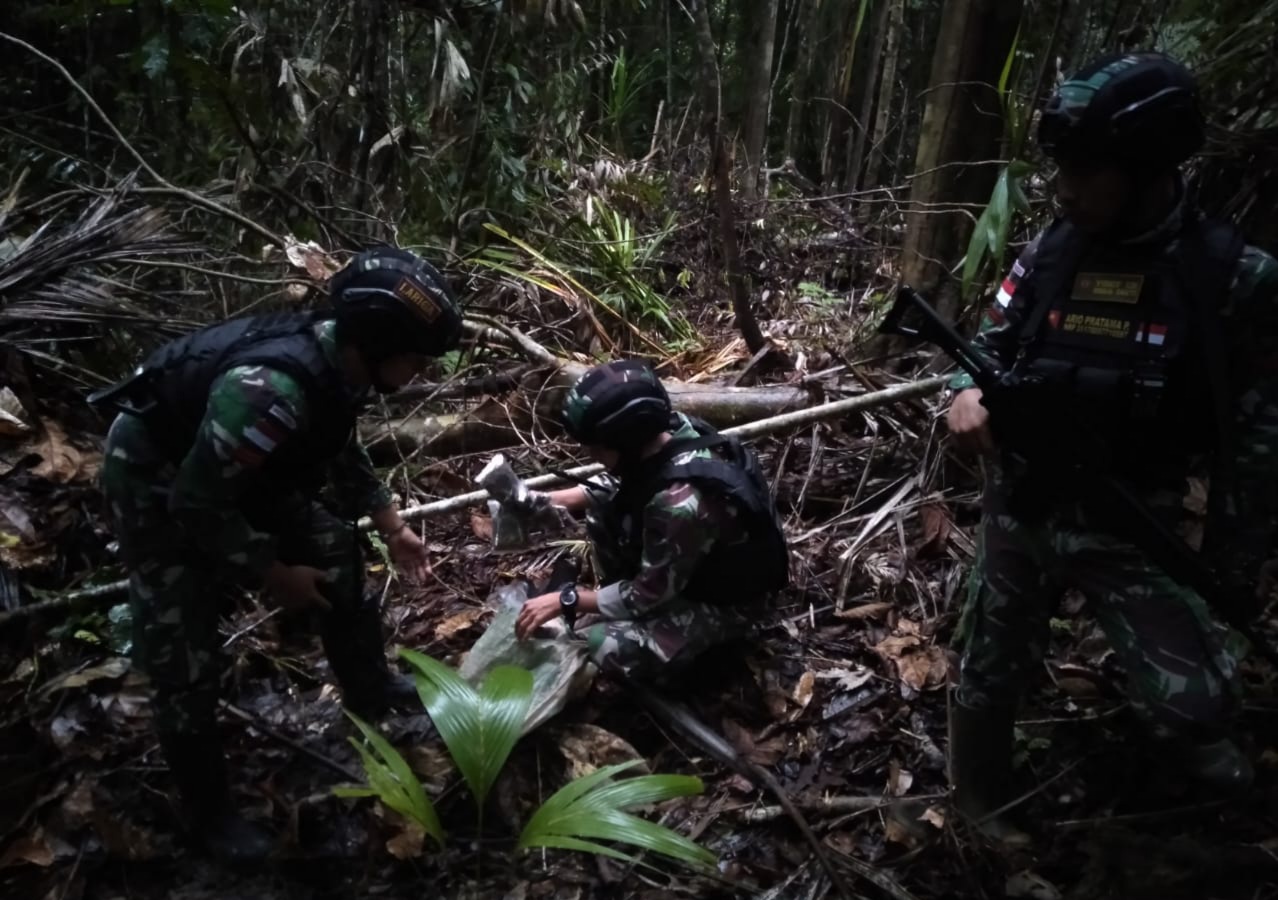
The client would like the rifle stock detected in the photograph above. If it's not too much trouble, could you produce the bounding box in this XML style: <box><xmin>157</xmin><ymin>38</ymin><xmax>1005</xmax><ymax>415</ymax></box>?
<box><xmin>880</xmin><ymin>283</ymin><xmax>1278</xmax><ymax>668</ymax></box>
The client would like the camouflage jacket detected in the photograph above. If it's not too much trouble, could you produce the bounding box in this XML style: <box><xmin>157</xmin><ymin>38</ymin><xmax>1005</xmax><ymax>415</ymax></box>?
<box><xmin>168</xmin><ymin>319</ymin><xmax>392</xmax><ymax>583</ymax></box>
<box><xmin>594</xmin><ymin>414</ymin><xmax>753</xmax><ymax>620</ymax></box>
<box><xmin>949</xmin><ymin>186</ymin><xmax>1278</xmax><ymax>574</ymax></box>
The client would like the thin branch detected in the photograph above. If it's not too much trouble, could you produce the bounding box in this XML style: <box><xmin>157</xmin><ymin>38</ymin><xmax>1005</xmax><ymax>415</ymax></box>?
<box><xmin>0</xmin><ymin>32</ymin><xmax>287</xmax><ymax>250</ymax></box>
<box><xmin>113</xmin><ymin>258</ymin><xmax>319</xmax><ymax>288</ymax></box>
<box><xmin>463</xmin><ymin>314</ymin><xmax>561</xmax><ymax>367</ymax></box>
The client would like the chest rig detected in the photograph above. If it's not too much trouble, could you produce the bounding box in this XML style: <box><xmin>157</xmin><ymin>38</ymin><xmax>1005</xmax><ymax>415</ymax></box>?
<box><xmin>597</xmin><ymin>416</ymin><xmax>790</xmax><ymax>605</ymax></box>
<box><xmin>91</xmin><ymin>312</ymin><xmax>361</xmax><ymax>495</ymax></box>
<box><xmin>1010</xmin><ymin>216</ymin><xmax>1242</xmax><ymax>471</ymax></box>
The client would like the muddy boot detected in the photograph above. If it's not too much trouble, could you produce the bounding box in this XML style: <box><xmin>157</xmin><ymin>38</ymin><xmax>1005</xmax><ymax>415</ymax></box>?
<box><xmin>322</xmin><ymin>597</ymin><xmax>423</xmax><ymax>720</ymax></box>
<box><xmin>947</xmin><ymin>690</ymin><xmax>1032</xmax><ymax>847</ymax></box>
<box><xmin>159</xmin><ymin>732</ymin><xmax>274</xmax><ymax>863</ymax></box>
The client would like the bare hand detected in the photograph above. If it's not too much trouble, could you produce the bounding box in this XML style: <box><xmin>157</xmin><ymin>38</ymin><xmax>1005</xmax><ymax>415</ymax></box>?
<box><xmin>947</xmin><ymin>388</ymin><xmax>995</xmax><ymax>454</ymax></box>
<box><xmin>263</xmin><ymin>563</ymin><xmax>332</xmax><ymax>612</ymax></box>
<box><xmin>515</xmin><ymin>594</ymin><xmax>561</xmax><ymax>640</ymax></box>
<box><xmin>386</xmin><ymin>526</ymin><xmax>431</xmax><ymax>583</ymax></box>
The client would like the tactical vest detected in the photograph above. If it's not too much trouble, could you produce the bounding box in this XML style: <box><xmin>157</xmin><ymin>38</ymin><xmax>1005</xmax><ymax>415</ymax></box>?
<box><xmin>1009</xmin><ymin>214</ymin><xmax>1243</xmax><ymax>482</ymax></box>
<box><xmin>111</xmin><ymin>312</ymin><xmax>358</xmax><ymax>493</ymax></box>
<box><xmin>604</xmin><ymin>417</ymin><xmax>790</xmax><ymax>605</ymax></box>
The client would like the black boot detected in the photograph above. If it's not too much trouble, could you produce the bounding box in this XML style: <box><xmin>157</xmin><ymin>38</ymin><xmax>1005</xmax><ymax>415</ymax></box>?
<box><xmin>158</xmin><ymin>731</ymin><xmax>274</xmax><ymax>863</ymax></box>
<box><xmin>322</xmin><ymin>596</ymin><xmax>423</xmax><ymax>720</ymax></box>
<box><xmin>1171</xmin><ymin>734</ymin><xmax>1255</xmax><ymax>799</ymax></box>
<box><xmin>947</xmin><ymin>689</ymin><xmax>1031</xmax><ymax>846</ymax></box>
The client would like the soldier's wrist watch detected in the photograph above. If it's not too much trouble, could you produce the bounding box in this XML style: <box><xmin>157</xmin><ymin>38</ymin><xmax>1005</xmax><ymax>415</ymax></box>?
<box><xmin>559</xmin><ymin>584</ymin><xmax>579</xmax><ymax>632</ymax></box>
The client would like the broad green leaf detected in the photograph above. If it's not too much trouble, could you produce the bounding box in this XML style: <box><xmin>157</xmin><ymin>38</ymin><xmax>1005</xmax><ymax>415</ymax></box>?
<box><xmin>961</xmin><ymin>207</ymin><xmax>992</xmax><ymax>299</ymax></box>
<box><xmin>519</xmin><ymin>761</ymin><xmax>714</xmax><ymax>871</ymax></box>
<box><xmin>574</xmin><ymin>774</ymin><xmax>707</xmax><ymax>811</ymax></box>
<box><xmin>998</xmin><ymin>23</ymin><xmax>1022</xmax><ymax>99</ymax></box>
<box><xmin>331</xmin><ymin>787</ymin><xmax>380</xmax><ymax>799</ymax></box>
<box><xmin>1008</xmin><ymin>159</ymin><xmax>1035</xmax><ymax>179</ymax></box>
<box><xmin>520</xmin><ymin>833</ymin><xmax>639</xmax><ymax>863</ymax></box>
<box><xmin>524</xmin><ymin>804</ymin><xmax>714</xmax><ymax>869</ymax></box>
<box><xmin>399</xmin><ymin>649</ymin><xmax>532</xmax><ymax>814</ymax></box>
<box><xmin>339</xmin><ymin>711</ymin><xmax>445</xmax><ymax>847</ymax></box>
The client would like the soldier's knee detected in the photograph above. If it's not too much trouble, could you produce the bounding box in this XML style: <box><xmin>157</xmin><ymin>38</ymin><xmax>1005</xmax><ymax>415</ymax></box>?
<box><xmin>588</xmin><ymin>623</ymin><xmax>666</xmax><ymax>682</ymax></box>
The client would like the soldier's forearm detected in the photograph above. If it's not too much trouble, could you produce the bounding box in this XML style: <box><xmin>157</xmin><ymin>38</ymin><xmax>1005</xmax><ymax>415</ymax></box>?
<box><xmin>573</xmin><ymin>587</ymin><xmax>600</xmax><ymax>615</ymax></box>
<box><xmin>369</xmin><ymin>504</ymin><xmax>407</xmax><ymax>538</ymax></box>
<box><xmin>545</xmin><ymin>486</ymin><xmax>590</xmax><ymax>512</ymax></box>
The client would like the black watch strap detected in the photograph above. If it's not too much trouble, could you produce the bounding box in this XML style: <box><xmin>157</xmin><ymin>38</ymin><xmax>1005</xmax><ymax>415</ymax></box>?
<box><xmin>559</xmin><ymin>584</ymin><xmax>579</xmax><ymax>630</ymax></box>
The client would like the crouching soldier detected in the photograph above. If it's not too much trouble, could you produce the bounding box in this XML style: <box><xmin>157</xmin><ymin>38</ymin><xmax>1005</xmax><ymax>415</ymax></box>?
<box><xmin>94</xmin><ymin>247</ymin><xmax>464</xmax><ymax>861</ymax></box>
<box><xmin>513</xmin><ymin>360</ymin><xmax>790</xmax><ymax>681</ymax></box>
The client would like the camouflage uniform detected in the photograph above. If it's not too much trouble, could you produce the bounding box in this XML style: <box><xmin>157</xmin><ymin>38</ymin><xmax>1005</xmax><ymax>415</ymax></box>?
<box><xmin>949</xmin><ymin>189</ymin><xmax>1278</xmax><ymax>741</ymax></box>
<box><xmin>576</xmin><ymin>413</ymin><xmax>763</xmax><ymax>681</ymax></box>
<box><xmin>100</xmin><ymin>320</ymin><xmax>394</xmax><ymax>739</ymax></box>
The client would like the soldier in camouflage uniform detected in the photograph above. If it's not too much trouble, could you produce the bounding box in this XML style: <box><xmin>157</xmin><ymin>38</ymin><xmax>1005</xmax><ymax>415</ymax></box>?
<box><xmin>943</xmin><ymin>51</ymin><xmax>1278</xmax><ymax>842</ymax></box>
<box><xmin>94</xmin><ymin>247</ymin><xmax>464</xmax><ymax>861</ymax></box>
<box><xmin>510</xmin><ymin>360</ymin><xmax>790</xmax><ymax>681</ymax></box>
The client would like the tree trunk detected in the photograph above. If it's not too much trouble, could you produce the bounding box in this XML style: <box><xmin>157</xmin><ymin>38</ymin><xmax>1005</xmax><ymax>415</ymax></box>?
<box><xmin>861</xmin><ymin>0</ymin><xmax>905</xmax><ymax>190</ymax></box>
<box><xmin>783</xmin><ymin>0</ymin><xmax>824</xmax><ymax>169</ymax></box>
<box><xmin>352</xmin><ymin>0</ymin><xmax>386</xmax><ymax>216</ymax></box>
<box><xmin>741</xmin><ymin>0</ymin><xmax>781</xmax><ymax>200</ymax></box>
<box><xmin>846</xmin><ymin>0</ymin><xmax>890</xmax><ymax>194</ymax></box>
<box><xmin>690</xmin><ymin>0</ymin><xmax>768</xmax><ymax>354</ymax></box>
<box><xmin>893</xmin><ymin>0</ymin><xmax>1024</xmax><ymax>329</ymax></box>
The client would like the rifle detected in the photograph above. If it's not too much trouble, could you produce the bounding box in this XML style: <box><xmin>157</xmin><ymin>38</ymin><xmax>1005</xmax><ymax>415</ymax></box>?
<box><xmin>880</xmin><ymin>283</ymin><xmax>1278</xmax><ymax>669</ymax></box>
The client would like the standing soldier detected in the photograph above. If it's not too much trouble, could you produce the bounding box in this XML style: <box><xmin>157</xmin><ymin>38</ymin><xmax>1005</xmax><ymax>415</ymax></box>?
<box><xmin>509</xmin><ymin>360</ymin><xmax>790</xmax><ymax>680</ymax></box>
<box><xmin>944</xmin><ymin>51</ymin><xmax>1278</xmax><ymax>843</ymax></box>
<box><xmin>95</xmin><ymin>247</ymin><xmax>464</xmax><ymax>860</ymax></box>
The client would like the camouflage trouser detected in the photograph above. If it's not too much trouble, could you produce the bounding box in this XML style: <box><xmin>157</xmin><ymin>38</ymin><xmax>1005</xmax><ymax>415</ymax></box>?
<box><xmin>954</xmin><ymin>461</ymin><xmax>1241</xmax><ymax>740</ymax></box>
<box><xmin>583</xmin><ymin>599</ymin><xmax>754</xmax><ymax>681</ymax></box>
<box><xmin>581</xmin><ymin>484</ymin><xmax>756</xmax><ymax>681</ymax></box>
<box><xmin>100</xmin><ymin>415</ymin><xmax>368</xmax><ymax>740</ymax></box>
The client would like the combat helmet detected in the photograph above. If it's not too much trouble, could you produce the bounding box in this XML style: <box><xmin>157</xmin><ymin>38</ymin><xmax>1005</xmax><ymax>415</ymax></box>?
<box><xmin>1038</xmin><ymin>51</ymin><xmax>1204</xmax><ymax>169</ymax></box>
<box><xmin>329</xmin><ymin>247</ymin><xmax>463</xmax><ymax>390</ymax></box>
<box><xmin>561</xmin><ymin>359</ymin><xmax>674</xmax><ymax>449</ymax></box>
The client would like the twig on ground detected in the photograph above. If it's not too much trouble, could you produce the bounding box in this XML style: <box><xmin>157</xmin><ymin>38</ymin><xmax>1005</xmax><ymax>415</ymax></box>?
<box><xmin>628</xmin><ymin>684</ymin><xmax>859</xmax><ymax>900</ymax></box>
<box><xmin>737</xmin><ymin>793</ymin><xmax>941</xmax><ymax>823</ymax></box>
<box><xmin>219</xmin><ymin>700</ymin><xmax>361</xmax><ymax>782</ymax></box>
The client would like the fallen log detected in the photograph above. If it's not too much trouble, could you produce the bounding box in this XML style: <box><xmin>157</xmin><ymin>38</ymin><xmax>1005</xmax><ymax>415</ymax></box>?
<box><xmin>0</xmin><ymin>374</ymin><xmax>947</xmax><ymax>624</ymax></box>
<box><xmin>362</xmin><ymin>364</ymin><xmax>814</xmax><ymax>461</ymax></box>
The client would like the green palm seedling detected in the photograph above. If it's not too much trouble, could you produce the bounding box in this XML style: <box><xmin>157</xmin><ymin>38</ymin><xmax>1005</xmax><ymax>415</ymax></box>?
<box><xmin>334</xmin><ymin>711</ymin><xmax>445</xmax><ymax>848</ymax></box>
<box><xmin>399</xmin><ymin>648</ymin><xmax>533</xmax><ymax>829</ymax></box>
<box><xmin>335</xmin><ymin>652</ymin><xmax>715</xmax><ymax>873</ymax></box>
<box><xmin>518</xmin><ymin>760</ymin><xmax>715</xmax><ymax>871</ymax></box>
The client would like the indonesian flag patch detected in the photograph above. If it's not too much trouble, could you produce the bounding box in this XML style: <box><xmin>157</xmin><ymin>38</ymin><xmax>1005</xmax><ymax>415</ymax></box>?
<box><xmin>1134</xmin><ymin>323</ymin><xmax>1168</xmax><ymax>346</ymax></box>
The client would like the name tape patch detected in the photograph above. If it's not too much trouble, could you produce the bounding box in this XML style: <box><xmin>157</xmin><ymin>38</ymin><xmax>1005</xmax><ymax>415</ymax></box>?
<box><xmin>1061</xmin><ymin>313</ymin><xmax>1129</xmax><ymax>340</ymax></box>
<box><xmin>1071</xmin><ymin>272</ymin><xmax>1145</xmax><ymax>304</ymax></box>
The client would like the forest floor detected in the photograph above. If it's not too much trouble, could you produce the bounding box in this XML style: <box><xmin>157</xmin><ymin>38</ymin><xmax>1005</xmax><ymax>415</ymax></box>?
<box><xmin>3</xmin><ymin>181</ymin><xmax>1278</xmax><ymax>900</ymax></box>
